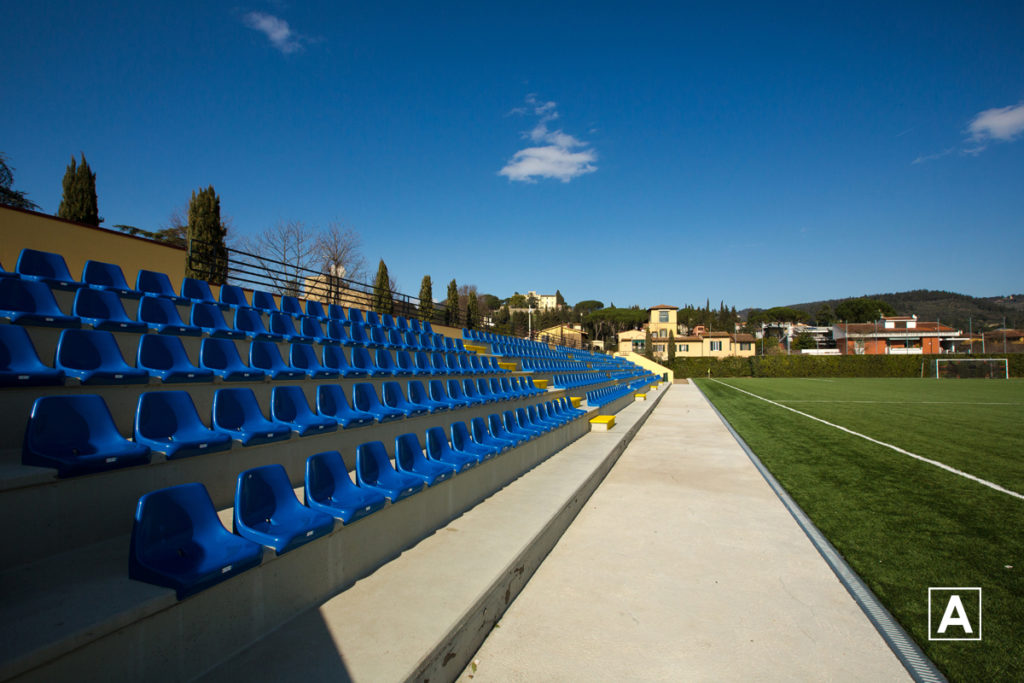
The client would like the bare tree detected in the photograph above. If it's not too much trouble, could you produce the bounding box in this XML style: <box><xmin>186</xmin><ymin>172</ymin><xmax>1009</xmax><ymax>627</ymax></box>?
<box><xmin>315</xmin><ymin>223</ymin><xmax>368</xmax><ymax>305</ymax></box>
<box><xmin>240</xmin><ymin>220</ymin><xmax>321</xmax><ymax>296</ymax></box>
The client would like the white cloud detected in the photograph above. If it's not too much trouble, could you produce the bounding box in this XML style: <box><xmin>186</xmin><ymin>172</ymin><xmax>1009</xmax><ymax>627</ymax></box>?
<box><xmin>964</xmin><ymin>102</ymin><xmax>1024</xmax><ymax>154</ymax></box>
<box><xmin>912</xmin><ymin>147</ymin><xmax>954</xmax><ymax>165</ymax></box>
<box><xmin>499</xmin><ymin>95</ymin><xmax>597</xmax><ymax>183</ymax></box>
<box><xmin>243</xmin><ymin>11</ymin><xmax>306</xmax><ymax>54</ymax></box>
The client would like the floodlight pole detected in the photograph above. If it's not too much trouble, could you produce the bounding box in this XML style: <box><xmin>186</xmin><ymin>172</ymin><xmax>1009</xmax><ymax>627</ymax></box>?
<box><xmin>1004</xmin><ymin>318</ymin><xmax>1007</xmax><ymax>353</ymax></box>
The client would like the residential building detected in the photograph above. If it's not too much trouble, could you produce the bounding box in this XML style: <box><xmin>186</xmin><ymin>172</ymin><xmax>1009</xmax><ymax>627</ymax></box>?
<box><xmin>833</xmin><ymin>316</ymin><xmax>961</xmax><ymax>355</ymax></box>
<box><xmin>527</xmin><ymin>291</ymin><xmax>561</xmax><ymax>311</ymax></box>
<box><xmin>538</xmin><ymin>323</ymin><xmax>587</xmax><ymax>348</ymax></box>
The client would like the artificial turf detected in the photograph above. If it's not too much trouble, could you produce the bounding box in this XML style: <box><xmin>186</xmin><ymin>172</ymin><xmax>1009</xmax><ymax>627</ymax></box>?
<box><xmin>695</xmin><ymin>378</ymin><xmax>1024</xmax><ymax>682</ymax></box>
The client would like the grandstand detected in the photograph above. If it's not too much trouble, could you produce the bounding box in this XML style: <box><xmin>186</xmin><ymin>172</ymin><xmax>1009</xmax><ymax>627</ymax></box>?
<box><xmin>0</xmin><ymin>246</ymin><xmax>661</xmax><ymax>681</ymax></box>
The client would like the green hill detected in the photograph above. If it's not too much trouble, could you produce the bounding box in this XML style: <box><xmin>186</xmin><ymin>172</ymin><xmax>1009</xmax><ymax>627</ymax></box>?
<box><xmin>784</xmin><ymin>290</ymin><xmax>1022</xmax><ymax>332</ymax></box>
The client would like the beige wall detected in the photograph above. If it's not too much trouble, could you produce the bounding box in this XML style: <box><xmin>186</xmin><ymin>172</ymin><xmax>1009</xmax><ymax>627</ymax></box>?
<box><xmin>1</xmin><ymin>206</ymin><xmax>187</xmax><ymax>292</ymax></box>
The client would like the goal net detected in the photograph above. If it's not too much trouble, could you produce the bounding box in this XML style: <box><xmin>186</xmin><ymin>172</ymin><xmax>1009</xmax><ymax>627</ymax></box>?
<box><xmin>934</xmin><ymin>358</ymin><xmax>1009</xmax><ymax>379</ymax></box>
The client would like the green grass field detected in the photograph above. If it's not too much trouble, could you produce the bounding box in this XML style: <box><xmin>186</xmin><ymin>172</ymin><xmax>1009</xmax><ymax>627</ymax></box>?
<box><xmin>695</xmin><ymin>378</ymin><xmax>1024</xmax><ymax>682</ymax></box>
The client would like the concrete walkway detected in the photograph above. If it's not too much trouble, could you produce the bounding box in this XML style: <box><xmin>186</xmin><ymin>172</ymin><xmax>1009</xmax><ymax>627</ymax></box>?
<box><xmin>460</xmin><ymin>382</ymin><xmax>910</xmax><ymax>682</ymax></box>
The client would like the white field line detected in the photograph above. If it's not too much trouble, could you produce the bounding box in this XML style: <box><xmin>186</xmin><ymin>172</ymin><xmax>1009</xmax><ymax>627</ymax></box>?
<box><xmin>780</xmin><ymin>400</ymin><xmax>1024</xmax><ymax>406</ymax></box>
<box><xmin>710</xmin><ymin>379</ymin><xmax>1024</xmax><ymax>502</ymax></box>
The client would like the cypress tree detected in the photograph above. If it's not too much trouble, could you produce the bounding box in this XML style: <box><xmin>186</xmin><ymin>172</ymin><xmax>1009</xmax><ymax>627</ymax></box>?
<box><xmin>185</xmin><ymin>186</ymin><xmax>228</xmax><ymax>284</ymax></box>
<box><xmin>445</xmin><ymin>279</ymin><xmax>459</xmax><ymax>326</ymax></box>
<box><xmin>418</xmin><ymin>275</ymin><xmax>433</xmax><ymax>321</ymax></box>
<box><xmin>373</xmin><ymin>259</ymin><xmax>394</xmax><ymax>314</ymax></box>
<box><xmin>667</xmin><ymin>330</ymin><xmax>676</xmax><ymax>364</ymax></box>
<box><xmin>57</xmin><ymin>154</ymin><xmax>100</xmax><ymax>225</ymax></box>
<box><xmin>644</xmin><ymin>327</ymin><xmax>654</xmax><ymax>360</ymax></box>
<box><xmin>466</xmin><ymin>291</ymin><xmax>478</xmax><ymax>330</ymax></box>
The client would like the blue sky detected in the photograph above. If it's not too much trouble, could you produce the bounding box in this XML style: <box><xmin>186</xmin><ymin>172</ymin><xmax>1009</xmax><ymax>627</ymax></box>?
<box><xmin>3</xmin><ymin>2</ymin><xmax>1022</xmax><ymax>309</ymax></box>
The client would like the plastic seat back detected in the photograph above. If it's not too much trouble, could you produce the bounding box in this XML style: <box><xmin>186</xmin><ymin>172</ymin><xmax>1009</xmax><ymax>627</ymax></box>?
<box><xmin>305</xmin><ymin>451</ymin><xmax>386</xmax><ymax>523</ymax></box>
<box><xmin>219</xmin><ymin>284</ymin><xmax>250</xmax><ymax>308</ymax></box>
<box><xmin>190</xmin><ymin>302</ymin><xmax>239</xmax><ymax>338</ymax></box>
<box><xmin>199</xmin><ymin>337</ymin><xmax>264</xmax><ymax>380</ymax></box>
<box><xmin>250</xmin><ymin>340</ymin><xmax>303</xmax><ymax>378</ymax></box>
<box><xmin>291</xmin><ymin>343</ymin><xmax>338</xmax><ymax>378</ymax></box>
<box><xmin>350</xmin><ymin>346</ymin><xmax>382</xmax><ymax>375</ymax></box>
<box><xmin>138</xmin><ymin>333</ymin><xmax>211</xmax><ymax>382</ymax></box>
<box><xmin>281</xmin><ymin>295</ymin><xmax>303</xmax><ymax>316</ymax></box>
<box><xmin>16</xmin><ymin>248</ymin><xmax>80</xmax><ymax>288</ymax></box>
<box><xmin>234</xmin><ymin>307</ymin><xmax>274</xmax><ymax>339</ymax></box>
<box><xmin>73</xmin><ymin>288</ymin><xmax>146</xmax><ymax>332</ymax></box>
<box><xmin>82</xmin><ymin>260</ymin><xmax>135</xmax><ymax>296</ymax></box>
<box><xmin>130</xmin><ymin>482</ymin><xmax>263</xmax><ymax>598</ymax></box>
<box><xmin>316</xmin><ymin>384</ymin><xmax>375</xmax><ymax>427</ymax></box>
<box><xmin>0</xmin><ymin>325</ymin><xmax>64</xmax><ymax>386</ymax></box>
<box><xmin>136</xmin><ymin>269</ymin><xmax>181</xmax><ymax>301</ymax></box>
<box><xmin>24</xmin><ymin>394</ymin><xmax>150</xmax><ymax>476</ymax></box>
<box><xmin>375</xmin><ymin>348</ymin><xmax>399</xmax><ymax>375</ymax></box>
<box><xmin>252</xmin><ymin>290</ymin><xmax>279</xmax><ymax>312</ymax></box>
<box><xmin>381</xmin><ymin>313</ymin><xmax>396</xmax><ymax>329</ymax></box>
<box><xmin>272</xmin><ymin>385</ymin><xmax>337</xmax><ymax>435</ymax></box>
<box><xmin>395</xmin><ymin>432</ymin><xmax>454</xmax><ymax>485</ymax></box>
<box><xmin>365</xmin><ymin>311</ymin><xmax>381</xmax><ymax>327</ymax></box>
<box><xmin>355</xmin><ymin>440</ymin><xmax>423</xmax><ymax>502</ymax></box>
<box><xmin>181</xmin><ymin>277</ymin><xmax>216</xmax><ymax>304</ymax></box>
<box><xmin>234</xmin><ymin>464</ymin><xmax>334</xmax><ymax>553</ymax></box>
<box><xmin>327</xmin><ymin>304</ymin><xmax>347</xmax><ymax>320</ymax></box>
<box><xmin>135</xmin><ymin>390</ymin><xmax>230</xmax><ymax>458</ymax></box>
<box><xmin>139</xmin><ymin>295</ymin><xmax>198</xmax><ymax>335</ymax></box>
<box><xmin>56</xmin><ymin>328</ymin><xmax>148</xmax><ymax>384</ymax></box>
<box><xmin>306</xmin><ymin>300</ymin><xmax>328</xmax><ymax>319</ymax></box>
<box><xmin>269</xmin><ymin>312</ymin><xmax>305</xmax><ymax>339</ymax></box>
<box><xmin>396</xmin><ymin>316</ymin><xmax>409</xmax><ymax>332</ymax></box>
<box><xmin>0</xmin><ymin>278</ymin><xmax>79</xmax><ymax>327</ymax></box>
<box><xmin>348</xmin><ymin>308</ymin><xmax>365</xmax><ymax>325</ymax></box>
<box><xmin>410</xmin><ymin>319</ymin><xmax>422</xmax><ymax>334</ymax></box>
<box><xmin>353</xmin><ymin>382</ymin><xmax>402</xmax><ymax>420</ymax></box>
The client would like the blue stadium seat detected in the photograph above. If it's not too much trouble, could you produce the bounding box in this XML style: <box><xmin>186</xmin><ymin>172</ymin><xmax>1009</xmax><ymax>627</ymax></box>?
<box><xmin>251</xmin><ymin>290</ymin><xmax>279</xmax><ymax>312</ymax></box>
<box><xmin>73</xmin><ymin>287</ymin><xmax>148</xmax><ymax>333</ymax></box>
<box><xmin>395</xmin><ymin>349</ymin><xmax>418</xmax><ymax>375</ymax></box>
<box><xmin>430</xmin><ymin>351</ymin><xmax>448</xmax><ymax>374</ymax></box>
<box><xmin>352</xmin><ymin>382</ymin><xmax>404</xmax><ymax>422</ymax></box>
<box><xmin>408</xmin><ymin>380</ymin><xmax>448</xmax><ymax>413</ymax></box>
<box><xmin>219</xmin><ymin>284</ymin><xmax>250</xmax><ymax>308</ymax></box>
<box><xmin>488</xmin><ymin>412</ymin><xmax>528</xmax><ymax>446</ymax></box>
<box><xmin>351</xmin><ymin>346</ymin><xmax>387</xmax><ymax>377</ymax></box>
<box><xmin>382</xmin><ymin>381</ymin><xmax>430</xmax><ymax>417</ymax></box>
<box><xmin>82</xmin><ymin>260</ymin><xmax>140</xmax><ymax>298</ymax></box>
<box><xmin>386</xmin><ymin>328</ymin><xmax>407</xmax><ymax>350</ymax></box>
<box><xmin>448</xmin><ymin>378</ymin><xmax>484</xmax><ymax>406</ymax></box>
<box><xmin>134</xmin><ymin>390</ymin><xmax>231</xmax><ymax>458</ymax></box>
<box><xmin>402</xmin><ymin>330</ymin><xmax>422</xmax><ymax>350</ymax></box>
<box><xmin>181</xmin><ymin>277</ymin><xmax>221</xmax><ymax>307</ymax></box>
<box><xmin>395</xmin><ymin>316</ymin><xmax>410</xmax><ymax>332</ymax></box>
<box><xmin>409</xmin><ymin>318</ymin><xmax>422</xmax><ymax>334</ymax></box>
<box><xmin>445</xmin><ymin>353</ymin><xmax>462</xmax><ymax>374</ymax></box>
<box><xmin>425</xmin><ymin>426</ymin><xmax>478</xmax><ymax>471</ymax></box>
<box><xmin>470</xmin><ymin>355</ymin><xmax>486</xmax><ymax>374</ymax></box>
<box><xmin>348</xmin><ymin>321</ymin><xmax>372</xmax><ymax>347</ymax></box>
<box><xmin>137</xmin><ymin>333</ymin><xmax>213</xmax><ymax>382</ymax></box>
<box><xmin>0</xmin><ymin>276</ymin><xmax>75</xmax><ymax>326</ymax></box>
<box><xmin>375</xmin><ymin>348</ymin><xmax>408</xmax><ymax>376</ymax></box>
<box><xmin>380</xmin><ymin>313</ymin><xmax>396</xmax><ymax>330</ymax></box>
<box><xmin>212</xmin><ymin>388</ymin><xmax>291</xmax><ymax>446</ymax></box>
<box><xmin>450</xmin><ymin>421</ymin><xmax>497</xmax><ymax>459</ymax></box>
<box><xmin>290</xmin><ymin>343</ymin><xmax>339</xmax><ymax>379</ymax></box>
<box><xmin>0</xmin><ymin>325</ymin><xmax>64</xmax><ymax>386</ymax></box>
<box><xmin>130</xmin><ymin>482</ymin><xmax>263</xmax><ymax>599</ymax></box>
<box><xmin>462</xmin><ymin>378</ymin><xmax>492</xmax><ymax>404</ymax></box>
<box><xmin>458</xmin><ymin>354</ymin><xmax>476</xmax><ymax>375</ymax></box>
<box><xmin>234</xmin><ymin>307</ymin><xmax>278</xmax><ymax>341</ymax></box>
<box><xmin>328</xmin><ymin>304</ymin><xmax>347</xmax><ymax>320</ymax></box>
<box><xmin>24</xmin><ymin>394</ymin><xmax>150</xmax><ymax>476</ymax></box>
<box><xmin>327</xmin><ymin>319</ymin><xmax>354</xmax><ymax>346</ymax></box>
<box><xmin>272</xmin><ymin>385</ymin><xmax>338</xmax><ymax>436</ymax></box>
<box><xmin>15</xmin><ymin>248</ymin><xmax>83</xmax><ymax>290</ymax></box>
<box><xmin>56</xmin><ymin>328</ymin><xmax>148</xmax><ymax>384</ymax></box>
<box><xmin>348</xmin><ymin>308</ymin><xmax>365</xmax><ymax>325</ymax></box>
<box><xmin>234</xmin><ymin>464</ymin><xmax>334</xmax><ymax>554</ymax></box>
<box><xmin>538</xmin><ymin>402</ymin><xmax>570</xmax><ymax>427</ymax></box>
<box><xmin>136</xmin><ymin>270</ymin><xmax>187</xmax><ymax>305</ymax></box>
<box><xmin>476</xmin><ymin>378</ymin><xmax>500</xmax><ymax>402</ymax></box>
<box><xmin>321</xmin><ymin>345</ymin><xmax>366</xmax><ymax>378</ymax></box>
<box><xmin>355</xmin><ymin>441</ymin><xmax>423</xmax><ymax>502</ymax></box>
<box><xmin>506</xmin><ymin>409</ymin><xmax>543</xmax><ymax>439</ymax></box>
<box><xmin>305</xmin><ymin>300</ymin><xmax>328</xmax><ymax>320</ymax></box>
<box><xmin>191</xmin><ymin>302</ymin><xmax>245</xmax><ymax>339</ymax></box>
<box><xmin>523</xmin><ymin>406</ymin><xmax>555</xmax><ymax>433</ymax></box>
<box><xmin>299</xmin><ymin>316</ymin><xmax>332</xmax><ymax>344</ymax></box>
<box><xmin>138</xmin><ymin>295</ymin><xmax>201</xmax><ymax>336</ymax></box>
<box><xmin>250</xmin><ymin>340</ymin><xmax>305</xmax><ymax>379</ymax></box>
<box><xmin>365</xmin><ymin>311</ymin><xmax>381</xmax><ymax>327</ymax></box>
<box><xmin>395</xmin><ymin>433</ymin><xmax>455</xmax><ymax>486</ymax></box>
<box><xmin>471</xmin><ymin>416</ymin><xmax>515</xmax><ymax>452</ymax></box>
<box><xmin>305</xmin><ymin>450</ymin><xmax>386</xmax><ymax>524</ymax></box>
<box><xmin>488</xmin><ymin>377</ymin><xmax>510</xmax><ymax>401</ymax></box>
<box><xmin>422</xmin><ymin>321</ymin><xmax>434</xmax><ymax>334</ymax></box>
<box><xmin>316</xmin><ymin>384</ymin><xmax>376</xmax><ymax>428</ymax></box>
<box><xmin>501</xmin><ymin>377</ymin><xmax>524</xmax><ymax>399</ymax></box>
<box><xmin>430</xmin><ymin>379</ymin><xmax>469</xmax><ymax>409</ymax></box>
<box><xmin>414</xmin><ymin>351</ymin><xmax>438</xmax><ymax>376</ymax></box>
<box><xmin>269</xmin><ymin>312</ymin><xmax>313</xmax><ymax>343</ymax></box>
<box><xmin>199</xmin><ymin>337</ymin><xmax>265</xmax><ymax>381</ymax></box>
<box><xmin>365</xmin><ymin>324</ymin><xmax>388</xmax><ymax>349</ymax></box>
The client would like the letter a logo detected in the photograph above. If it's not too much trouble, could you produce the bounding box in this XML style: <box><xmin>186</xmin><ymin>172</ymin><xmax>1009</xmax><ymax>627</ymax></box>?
<box><xmin>937</xmin><ymin>596</ymin><xmax>972</xmax><ymax>634</ymax></box>
<box><xmin>929</xmin><ymin>587</ymin><xmax>982</xmax><ymax>641</ymax></box>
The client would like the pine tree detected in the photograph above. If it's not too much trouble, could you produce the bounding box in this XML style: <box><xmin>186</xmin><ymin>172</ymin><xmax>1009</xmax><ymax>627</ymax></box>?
<box><xmin>418</xmin><ymin>275</ymin><xmax>433</xmax><ymax>321</ymax></box>
<box><xmin>445</xmin><ymin>279</ymin><xmax>459</xmax><ymax>326</ymax></box>
<box><xmin>667</xmin><ymin>330</ymin><xmax>676</xmax><ymax>364</ymax></box>
<box><xmin>466</xmin><ymin>290</ymin><xmax>478</xmax><ymax>329</ymax></box>
<box><xmin>372</xmin><ymin>259</ymin><xmax>394</xmax><ymax>314</ymax></box>
<box><xmin>57</xmin><ymin>154</ymin><xmax>100</xmax><ymax>225</ymax></box>
<box><xmin>0</xmin><ymin>153</ymin><xmax>40</xmax><ymax>210</ymax></box>
<box><xmin>185</xmin><ymin>186</ymin><xmax>228</xmax><ymax>284</ymax></box>
<box><xmin>555</xmin><ymin>289</ymin><xmax>565</xmax><ymax>308</ymax></box>
<box><xmin>644</xmin><ymin>327</ymin><xmax>654</xmax><ymax>360</ymax></box>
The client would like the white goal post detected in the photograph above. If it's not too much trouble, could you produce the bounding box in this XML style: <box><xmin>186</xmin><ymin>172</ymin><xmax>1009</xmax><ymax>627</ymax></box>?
<box><xmin>934</xmin><ymin>358</ymin><xmax>1009</xmax><ymax>379</ymax></box>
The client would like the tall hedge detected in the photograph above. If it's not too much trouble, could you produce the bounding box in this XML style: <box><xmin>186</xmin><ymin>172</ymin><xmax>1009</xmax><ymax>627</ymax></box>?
<box><xmin>669</xmin><ymin>354</ymin><xmax>1023</xmax><ymax>379</ymax></box>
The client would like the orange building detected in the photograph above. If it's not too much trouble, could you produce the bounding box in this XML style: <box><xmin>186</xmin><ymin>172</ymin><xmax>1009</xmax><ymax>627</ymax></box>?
<box><xmin>833</xmin><ymin>316</ymin><xmax>960</xmax><ymax>355</ymax></box>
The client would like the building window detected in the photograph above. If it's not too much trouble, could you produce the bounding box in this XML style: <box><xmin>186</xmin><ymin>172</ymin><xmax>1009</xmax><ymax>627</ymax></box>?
<box><xmin>660</xmin><ymin>329</ymin><xmax>667</xmax><ymax>338</ymax></box>
<box><xmin>679</xmin><ymin>344</ymin><xmax>688</xmax><ymax>352</ymax></box>
<box><xmin>655</xmin><ymin>344</ymin><xmax>664</xmax><ymax>353</ymax></box>
<box><xmin>710</xmin><ymin>341</ymin><xmax>723</xmax><ymax>351</ymax></box>
<box><xmin>740</xmin><ymin>342</ymin><xmax>751</xmax><ymax>350</ymax></box>
<box><xmin>659</xmin><ymin>311</ymin><xmax>669</xmax><ymax>323</ymax></box>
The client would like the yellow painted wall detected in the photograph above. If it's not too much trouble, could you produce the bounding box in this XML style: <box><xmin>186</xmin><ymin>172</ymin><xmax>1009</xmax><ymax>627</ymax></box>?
<box><xmin>1</xmin><ymin>207</ymin><xmax>187</xmax><ymax>291</ymax></box>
